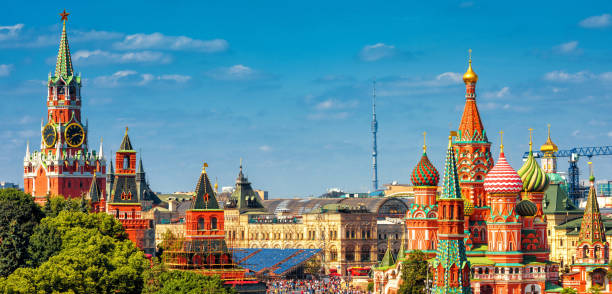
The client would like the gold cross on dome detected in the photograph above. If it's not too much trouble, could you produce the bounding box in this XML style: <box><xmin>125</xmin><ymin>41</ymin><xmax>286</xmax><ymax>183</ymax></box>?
<box><xmin>528</xmin><ymin>128</ymin><xmax>534</xmax><ymax>150</ymax></box>
<box><xmin>500</xmin><ymin>130</ymin><xmax>504</xmax><ymax>152</ymax></box>
<box><xmin>202</xmin><ymin>162</ymin><xmax>208</xmax><ymax>173</ymax></box>
<box><xmin>469</xmin><ymin>48</ymin><xmax>472</xmax><ymax>62</ymax></box>
<box><xmin>423</xmin><ymin>132</ymin><xmax>427</xmax><ymax>152</ymax></box>
<box><xmin>60</xmin><ymin>9</ymin><xmax>70</xmax><ymax>21</ymax></box>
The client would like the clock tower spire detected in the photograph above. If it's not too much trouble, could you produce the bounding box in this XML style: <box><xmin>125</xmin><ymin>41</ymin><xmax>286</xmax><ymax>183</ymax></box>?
<box><xmin>23</xmin><ymin>11</ymin><xmax>105</xmax><ymax>203</ymax></box>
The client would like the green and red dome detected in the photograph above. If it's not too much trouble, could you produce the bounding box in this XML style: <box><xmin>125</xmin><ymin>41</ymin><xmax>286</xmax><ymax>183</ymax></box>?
<box><xmin>411</xmin><ymin>152</ymin><xmax>440</xmax><ymax>187</ymax></box>
<box><xmin>518</xmin><ymin>148</ymin><xmax>549</xmax><ymax>193</ymax></box>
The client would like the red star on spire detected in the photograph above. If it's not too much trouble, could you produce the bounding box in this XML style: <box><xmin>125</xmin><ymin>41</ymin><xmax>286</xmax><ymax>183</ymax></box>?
<box><xmin>60</xmin><ymin>9</ymin><xmax>70</xmax><ymax>21</ymax></box>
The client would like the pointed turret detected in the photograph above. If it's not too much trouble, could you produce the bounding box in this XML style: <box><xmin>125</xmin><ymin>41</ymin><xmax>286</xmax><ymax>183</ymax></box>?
<box><xmin>378</xmin><ymin>240</ymin><xmax>396</xmax><ymax>268</ymax></box>
<box><xmin>138</xmin><ymin>156</ymin><xmax>144</xmax><ymax>173</ymax></box>
<box><xmin>98</xmin><ymin>138</ymin><xmax>104</xmax><ymax>160</ymax></box>
<box><xmin>397</xmin><ymin>233</ymin><xmax>406</xmax><ymax>260</ymax></box>
<box><xmin>540</xmin><ymin>124</ymin><xmax>559</xmax><ymax>174</ymax></box>
<box><xmin>229</xmin><ymin>159</ymin><xmax>266</xmax><ymax>212</ymax></box>
<box><xmin>441</xmin><ymin>133</ymin><xmax>462</xmax><ymax>200</ymax></box>
<box><xmin>54</xmin><ymin>10</ymin><xmax>74</xmax><ymax>80</ymax></box>
<box><xmin>119</xmin><ymin>127</ymin><xmax>134</xmax><ymax>151</ymax></box>
<box><xmin>85</xmin><ymin>173</ymin><xmax>101</xmax><ymax>203</ymax></box>
<box><xmin>191</xmin><ymin>163</ymin><xmax>219</xmax><ymax>210</ymax></box>
<box><xmin>578</xmin><ymin>163</ymin><xmax>606</xmax><ymax>244</ymax></box>
<box><xmin>432</xmin><ymin>131</ymin><xmax>471</xmax><ymax>294</ymax></box>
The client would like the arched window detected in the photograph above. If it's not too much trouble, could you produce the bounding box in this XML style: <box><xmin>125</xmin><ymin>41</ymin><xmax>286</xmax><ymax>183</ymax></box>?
<box><xmin>123</xmin><ymin>157</ymin><xmax>129</xmax><ymax>169</ymax></box>
<box><xmin>197</xmin><ymin>217</ymin><xmax>205</xmax><ymax>230</ymax></box>
<box><xmin>595</xmin><ymin>245</ymin><xmax>600</xmax><ymax>258</ymax></box>
<box><xmin>211</xmin><ymin>217</ymin><xmax>218</xmax><ymax>230</ymax></box>
<box><xmin>583</xmin><ymin>245</ymin><xmax>589</xmax><ymax>258</ymax></box>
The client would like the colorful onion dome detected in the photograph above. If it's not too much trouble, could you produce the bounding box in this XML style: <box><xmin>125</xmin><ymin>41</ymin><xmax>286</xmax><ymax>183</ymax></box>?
<box><xmin>484</xmin><ymin>135</ymin><xmax>523</xmax><ymax>193</ymax></box>
<box><xmin>464</xmin><ymin>199</ymin><xmax>475</xmax><ymax>216</ymax></box>
<box><xmin>463</xmin><ymin>51</ymin><xmax>478</xmax><ymax>84</ymax></box>
<box><xmin>411</xmin><ymin>152</ymin><xmax>440</xmax><ymax>186</ymax></box>
<box><xmin>518</xmin><ymin>133</ymin><xmax>549</xmax><ymax>192</ymax></box>
<box><xmin>516</xmin><ymin>199</ymin><xmax>538</xmax><ymax>217</ymax></box>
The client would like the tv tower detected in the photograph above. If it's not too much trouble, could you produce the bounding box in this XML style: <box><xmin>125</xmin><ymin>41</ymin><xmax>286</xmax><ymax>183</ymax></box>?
<box><xmin>371</xmin><ymin>80</ymin><xmax>378</xmax><ymax>191</ymax></box>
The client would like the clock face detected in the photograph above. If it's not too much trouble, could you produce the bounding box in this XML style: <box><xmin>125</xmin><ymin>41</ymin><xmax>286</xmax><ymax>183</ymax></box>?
<box><xmin>64</xmin><ymin>123</ymin><xmax>85</xmax><ymax>147</ymax></box>
<box><xmin>42</xmin><ymin>124</ymin><xmax>57</xmax><ymax>147</ymax></box>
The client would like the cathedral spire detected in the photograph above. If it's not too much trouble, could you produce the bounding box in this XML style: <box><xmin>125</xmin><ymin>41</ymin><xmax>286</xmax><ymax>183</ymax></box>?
<box><xmin>98</xmin><ymin>137</ymin><xmax>104</xmax><ymax>160</ymax></box>
<box><xmin>578</xmin><ymin>162</ymin><xmax>606</xmax><ymax>244</ymax></box>
<box><xmin>441</xmin><ymin>131</ymin><xmax>462</xmax><ymax>199</ymax></box>
<box><xmin>55</xmin><ymin>9</ymin><xmax>74</xmax><ymax>79</ymax></box>
<box><xmin>457</xmin><ymin>50</ymin><xmax>487</xmax><ymax>142</ymax></box>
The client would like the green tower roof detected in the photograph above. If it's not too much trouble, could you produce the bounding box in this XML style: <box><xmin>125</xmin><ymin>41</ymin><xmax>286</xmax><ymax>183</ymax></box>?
<box><xmin>55</xmin><ymin>11</ymin><xmax>74</xmax><ymax>80</ymax></box>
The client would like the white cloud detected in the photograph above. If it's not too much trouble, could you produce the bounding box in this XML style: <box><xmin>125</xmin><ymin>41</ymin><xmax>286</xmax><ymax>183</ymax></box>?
<box><xmin>114</xmin><ymin>32</ymin><xmax>228</xmax><ymax>53</ymax></box>
<box><xmin>359</xmin><ymin>43</ymin><xmax>396</xmax><ymax>61</ymax></box>
<box><xmin>0</xmin><ymin>64</ymin><xmax>13</xmax><ymax>77</ymax></box>
<box><xmin>607</xmin><ymin>131</ymin><xmax>612</xmax><ymax>137</ymax></box>
<box><xmin>259</xmin><ymin>145</ymin><xmax>271</xmax><ymax>152</ymax></box>
<box><xmin>158</xmin><ymin>74</ymin><xmax>191</xmax><ymax>83</ymax></box>
<box><xmin>94</xmin><ymin>70</ymin><xmax>190</xmax><ymax>87</ymax></box>
<box><xmin>553</xmin><ymin>41</ymin><xmax>581</xmax><ymax>55</ymax></box>
<box><xmin>72</xmin><ymin>50</ymin><xmax>171</xmax><ymax>64</ymax></box>
<box><xmin>314</xmin><ymin>99</ymin><xmax>358</xmax><ymax>111</ymax></box>
<box><xmin>206</xmin><ymin>64</ymin><xmax>262</xmax><ymax>81</ymax></box>
<box><xmin>436</xmin><ymin>72</ymin><xmax>463</xmax><ymax>83</ymax></box>
<box><xmin>544</xmin><ymin>70</ymin><xmax>594</xmax><ymax>82</ymax></box>
<box><xmin>572</xmin><ymin>130</ymin><xmax>580</xmax><ymax>137</ymax></box>
<box><xmin>482</xmin><ymin>86</ymin><xmax>510</xmax><ymax>98</ymax></box>
<box><xmin>579</xmin><ymin>14</ymin><xmax>612</xmax><ymax>28</ymax></box>
<box><xmin>0</xmin><ymin>24</ymin><xmax>23</xmax><ymax>41</ymax></box>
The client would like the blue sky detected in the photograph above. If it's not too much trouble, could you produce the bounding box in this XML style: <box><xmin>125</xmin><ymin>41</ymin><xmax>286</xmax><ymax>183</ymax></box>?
<box><xmin>2</xmin><ymin>1</ymin><xmax>612</xmax><ymax>196</ymax></box>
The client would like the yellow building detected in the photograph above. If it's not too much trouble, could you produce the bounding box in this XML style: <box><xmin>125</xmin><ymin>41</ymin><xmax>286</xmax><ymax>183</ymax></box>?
<box><xmin>222</xmin><ymin>164</ymin><xmax>408</xmax><ymax>274</ymax></box>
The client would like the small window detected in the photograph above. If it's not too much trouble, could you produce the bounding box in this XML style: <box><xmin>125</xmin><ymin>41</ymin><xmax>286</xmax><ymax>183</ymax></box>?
<box><xmin>211</xmin><ymin>217</ymin><xmax>218</xmax><ymax>230</ymax></box>
<box><xmin>197</xmin><ymin>217</ymin><xmax>205</xmax><ymax>230</ymax></box>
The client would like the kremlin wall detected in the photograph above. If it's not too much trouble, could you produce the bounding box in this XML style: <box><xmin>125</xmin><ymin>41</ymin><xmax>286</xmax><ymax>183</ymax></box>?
<box><xmin>18</xmin><ymin>12</ymin><xmax>612</xmax><ymax>294</ymax></box>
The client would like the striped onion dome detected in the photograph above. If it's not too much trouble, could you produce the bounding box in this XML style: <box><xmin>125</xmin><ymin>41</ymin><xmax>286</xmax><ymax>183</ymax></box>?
<box><xmin>517</xmin><ymin>149</ymin><xmax>549</xmax><ymax>192</ymax></box>
<box><xmin>516</xmin><ymin>199</ymin><xmax>538</xmax><ymax>217</ymax></box>
<box><xmin>411</xmin><ymin>152</ymin><xmax>440</xmax><ymax>186</ymax></box>
<box><xmin>484</xmin><ymin>152</ymin><xmax>523</xmax><ymax>193</ymax></box>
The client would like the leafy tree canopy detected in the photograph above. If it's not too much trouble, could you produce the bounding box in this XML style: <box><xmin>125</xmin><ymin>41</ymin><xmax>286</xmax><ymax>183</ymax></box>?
<box><xmin>0</xmin><ymin>189</ymin><xmax>44</xmax><ymax>276</ymax></box>
<box><xmin>398</xmin><ymin>250</ymin><xmax>429</xmax><ymax>294</ymax></box>
<box><xmin>143</xmin><ymin>262</ymin><xmax>235</xmax><ymax>294</ymax></box>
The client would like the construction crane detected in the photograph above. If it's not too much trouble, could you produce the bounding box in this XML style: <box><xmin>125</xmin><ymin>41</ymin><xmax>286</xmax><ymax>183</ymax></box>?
<box><xmin>523</xmin><ymin>146</ymin><xmax>612</xmax><ymax>203</ymax></box>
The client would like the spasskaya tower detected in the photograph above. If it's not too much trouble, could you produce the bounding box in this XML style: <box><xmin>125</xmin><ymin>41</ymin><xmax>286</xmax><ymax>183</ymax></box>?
<box><xmin>23</xmin><ymin>11</ymin><xmax>106</xmax><ymax>204</ymax></box>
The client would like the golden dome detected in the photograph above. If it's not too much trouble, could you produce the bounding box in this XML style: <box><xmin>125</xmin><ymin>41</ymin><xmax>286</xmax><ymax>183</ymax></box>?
<box><xmin>540</xmin><ymin>124</ymin><xmax>558</xmax><ymax>153</ymax></box>
<box><xmin>463</xmin><ymin>59</ymin><xmax>478</xmax><ymax>84</ymax></box>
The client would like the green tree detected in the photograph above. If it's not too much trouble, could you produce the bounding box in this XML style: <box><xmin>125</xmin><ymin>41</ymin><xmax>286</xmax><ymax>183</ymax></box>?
<box><xmin>0</xmin><ymin>211</ymin><xmax>148</xmax><ymax>294</ymax></box>
<box><xmin>28</xmin><ymin>211</ymin><xmax>128</xmax><ymax>267</ymax></box>
<box><xmin>589</xmin><ymin>285</ymin><xmax>602</xmax><ymax>294</ymax></box>
<box><xmin>398</xmin><ymin>250</ymin><xmax>429</xmax><ymax>294</ymax></box>
<box><xmin>142</xmin><ymin>262</ymin><xmax>235</xmax><ymax>294</ymax></box>
<box><xmin>561</xmin><ymin>288</ymin><xmax>578</xmax><ymax>294</ymax></box>
<box><xmin>303</xmin><ymin>257</ymin><xmax>322</xmax><ymax>277</ymax></box>
<box><xmin>0</xmin><ymin>189</ymin><xmax>44</xmax><ymax>276</ymax></box>
<box><xmin>43</xmin><ymin>195</ymin><xmax>83</xmax><ymax>218</ymax></box>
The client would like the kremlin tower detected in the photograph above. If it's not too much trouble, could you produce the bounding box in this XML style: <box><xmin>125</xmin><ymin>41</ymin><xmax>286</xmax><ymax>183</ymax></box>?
<box><xmin>431</xmin><ymin>132</ymin><xmax>471</xmax><ymax>294</ymax></box>
<box><xmin>405</xmin><ymin>132</ymin><xmax>440</xmax><ymax>257</ymax></box>
<box><xmin>23</xmin><ymin>11</ymin><xmax>105</xmax><ymax>204</ymax></box>
<box><xmin>453</xmin><ymin>52</ymin><xmax>494</xmax><ymax>248</ymax></box>
<box><xmin>562</xmin><ymin>163</ymin><xmax>610</xmax><ymax>293</ymax></box>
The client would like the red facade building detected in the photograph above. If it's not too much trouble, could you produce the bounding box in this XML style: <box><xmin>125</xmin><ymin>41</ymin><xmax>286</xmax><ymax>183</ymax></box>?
<box><xmin>23</xmin><ymin>12</ymin><xmax>105</xmax><ymax>204</ymax></box>
<box><xmin>106</xmin><ymin>129</ymin><xmax>155</xmax><ymax>255</ymax></box>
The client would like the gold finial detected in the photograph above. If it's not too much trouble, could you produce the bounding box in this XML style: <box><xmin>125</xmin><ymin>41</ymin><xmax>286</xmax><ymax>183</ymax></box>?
<box><xmin>463</xmin><ymin>49</ymin><xmax>478</xmax><ymax>84</ymax></box>
<box><xmin>202</xmin><ymin>162</ymin><xmax>208</xmax><ymax>173</ymax></box>
<box><xmin>528</xmin><ymin>128</ymin><xmax>533</xmax><ymax>152</ymax></box>
<box><xmin>448</xmin><ymin>131</ymin><xmax>457</xmax><ymax>148</ymax></box>
<box><xmin>547</xmin><ymin>124</ymin><xmax>551</xmax><ymax>138</ymax></box>
<box><xmin>214</xmin><ymin>177</ymin><xmax>218</xmax><ymax>192</ymax></box>
<box><xmin>59</xmin><ymin>9</ymin><xmax>70</xmax><ymax>22</ymax></box>
<box><xmin>125</xmin><ymin>126</ymin><xmax>128</xmax><ymax>135</ymax></box>
<box><xmin>500</xmin><ymin>130</ymin><xmax>504</xmax><ymax>153</ymax></box>
<box><xmin>423</xmin><ymin>132</ymin><xmax>427</xmax><ymax>152</ymax></box>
